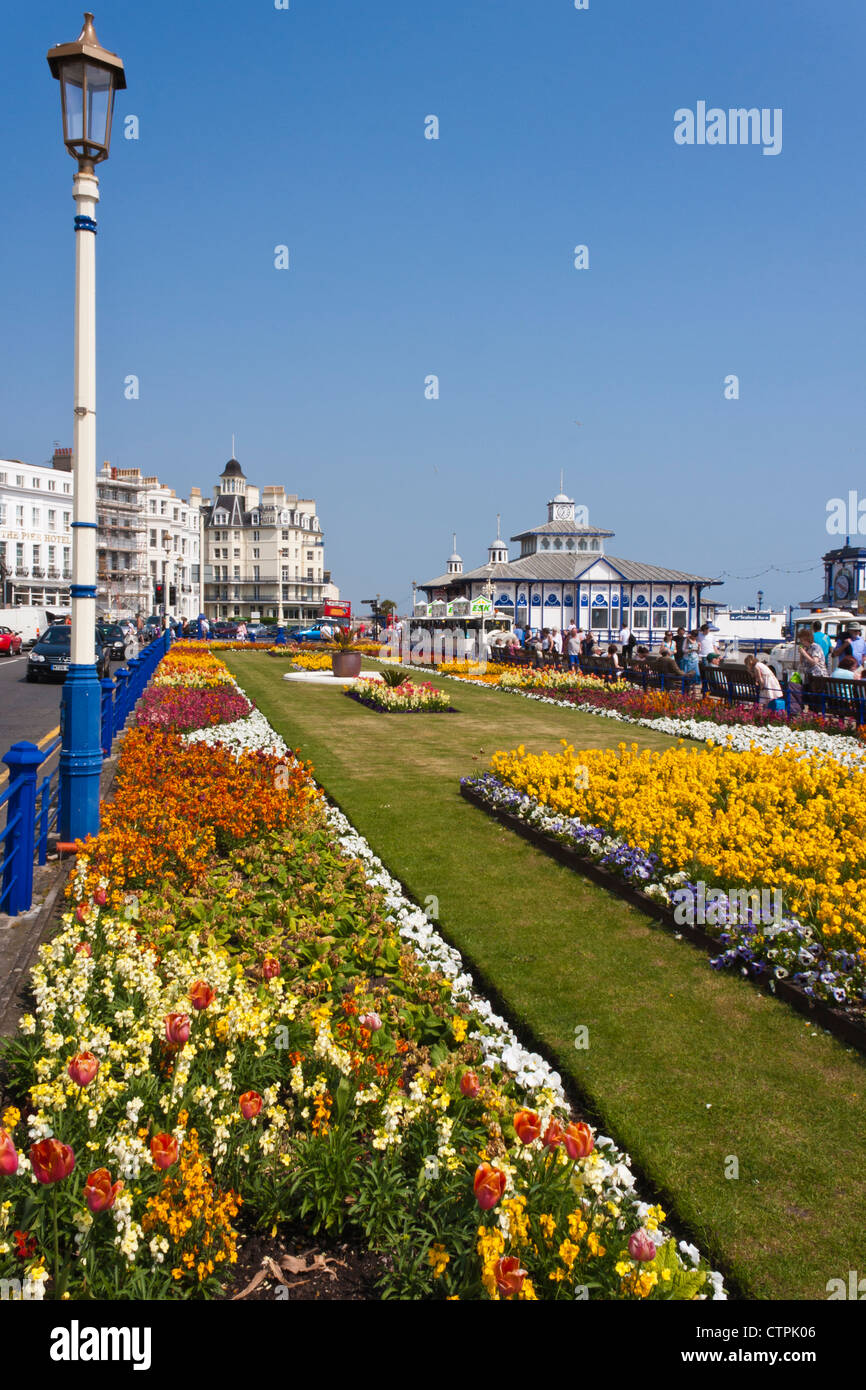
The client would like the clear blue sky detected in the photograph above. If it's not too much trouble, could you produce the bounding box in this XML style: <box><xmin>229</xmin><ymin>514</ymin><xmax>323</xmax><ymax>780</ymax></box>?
<box><xmin>3</xmin><ymin>0</ymin><xmax>864</xmax><ymax>615</ymax></box>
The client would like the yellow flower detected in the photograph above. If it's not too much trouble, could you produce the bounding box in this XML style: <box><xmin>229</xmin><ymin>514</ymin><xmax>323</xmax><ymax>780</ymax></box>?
<box><xmin>428</xmin><ymin>1244</ymin><xmax>450</xmax><ymax>1278</ymax></box>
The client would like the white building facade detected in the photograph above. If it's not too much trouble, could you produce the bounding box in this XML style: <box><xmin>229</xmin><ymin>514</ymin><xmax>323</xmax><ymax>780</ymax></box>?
<box><xmin>96</xmin><ymin>464</ymin><xmax>201</xmax><ymax>621</ymax></box>
<box><xmin>419</xmin><ymin>491</ymin><xmax>722</xmax><ymax>641</ymax></box>
<box><xmin>199</xmin><ymin>458</ymin><xmax>328</xmax><ymax>624</ymax></box>
<box><xmin>0</xmin><ymin>449</ymin><xmax>74</xmax><ymax>607</ymax></box>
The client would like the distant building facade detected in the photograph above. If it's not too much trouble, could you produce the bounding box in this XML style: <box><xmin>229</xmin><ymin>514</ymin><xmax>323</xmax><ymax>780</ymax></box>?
<box><xmin>0</xmin><ymin>448</ymin><xmax>74</xmax><ymax>607</ymax></box>
<box><xmin>96</xmin><ymin>463</ymin><xmax>201</xmax><ymax>620</ymax></box>
<box><xmin>418</xmin><ymin>490</ymin><xmax>722</xmax><ymax>641</ymax></box>
<box><xmin>198</xmin><ymin>458</ymin><xmax>328</xmax><ymax>624</ymax></box>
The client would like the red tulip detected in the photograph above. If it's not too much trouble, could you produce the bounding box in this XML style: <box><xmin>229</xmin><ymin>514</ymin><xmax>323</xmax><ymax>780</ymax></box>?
<box><xmin>494</xmin><ymin>1255</ymin><xmax>528</xmax><ymax>1298</ymax></box>
<box><xmin>473</xmin><ymin>1162</ymin><xmax>506</xmax><ymax>1211</ymax></box>
<box><xmin>459</xmin><ymin>1071</ymin><xmax>480</xmax><ymax>1099</ymax></box>
<box><xmin>189</xmin><ymin>980</ymin><xmax>215</xmax><ymax>1011</ymax></box>
<box><xmin>150</xmin><ymin>1133</ymin><xmax>179</xmax><ymax>1170</ymax></box>
<box><xmin>75</xmin><ymin>903</ymin><xmax>88</xmax><ymax>924</ymax></box>
<box><xmin>360</xmin><ymin>1012</ymin><xmax>382</xmax><ymax>1032</ymax></box>
<box><xmin>68</xmin><ymin>1051</ymin><xmax>99</xmax><ymax>1088</ymax></box>
<box><xmin>513</xmin><ymin>1108</ymin><xmax>542</xmax><ymax>1145</ymax></box>
<box><xmin>30</xmin><ymin>1138</ymin><xmax>75</xmax><ymax>1185</ymax></box>
<box><xmin>0</xmin><ymin>1129</ymin><xmax>19</xmax><ymax>1176</ymax></box>
<box><xmin>628</xmin><ymin>1229</ymin><xmax>657</xmax><ymax>1263</ymax></box>
<box><xmin>542</xmin><ymin>1118</ymin><xmax>564</xmax><ymax>1149</ymax></box>
<box><xmin>93</xmin><ymin>889</ymin><xmax>107</xmax><ymax>908</ymax></box>
<box><xmin>164</xmin><ymin>1013</ymin><xmax>191</xmax><ymax>1047</ymax></box>
<box><xmin>239</xmin><ymin>1091</ymin><xmax>263</xmax><ymax>1120</ymax></box>
<box><xmin>262</xmin><ymin>955</ymin><xmax>281</xmax><ymax>981</ymax></box>
<box><xmin>84</xmin><ymin>1168</ymin><xmax>123</xmax><ymax>1213</ymax></box>
<box><xmin>74</xmin><ymin>942</ymin><xmax>92</xmax><ymax>958</ymax></box>
<box><xmin>562</xmin><ymin>1121</ymin><xmax>594</xmax><ymax>1161</ymax></box>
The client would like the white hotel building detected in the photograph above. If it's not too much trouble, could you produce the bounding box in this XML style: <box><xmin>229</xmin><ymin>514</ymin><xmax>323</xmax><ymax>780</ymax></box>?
<box><xmin>0</xmin><ymin>449</ymin><xmax>74</xmax><ymax>607</ymax></box>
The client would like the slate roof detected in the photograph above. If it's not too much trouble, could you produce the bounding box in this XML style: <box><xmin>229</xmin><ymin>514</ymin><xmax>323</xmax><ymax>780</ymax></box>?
<box><xmin>420</xmin><ymin>553</ymin><xmax>721</xmax><ymax>589</ymax></box>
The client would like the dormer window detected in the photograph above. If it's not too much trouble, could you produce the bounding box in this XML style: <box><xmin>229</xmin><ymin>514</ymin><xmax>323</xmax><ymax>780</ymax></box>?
<box><xmin>251</xmin><ymin>512</ymin><xmax>260</xmax><ymax>526</ymax></box>
<box><xmin>214</xmin><ymin>510</ymin><xmax>228</xmax><ymax>526</ymax></box>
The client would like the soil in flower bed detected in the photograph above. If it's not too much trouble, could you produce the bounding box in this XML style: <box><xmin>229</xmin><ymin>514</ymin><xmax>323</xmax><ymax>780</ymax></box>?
<box><xmin>219</xmin><ymin>1224</ymin><xmax>387</xmax><ymax>1301</ymax></box>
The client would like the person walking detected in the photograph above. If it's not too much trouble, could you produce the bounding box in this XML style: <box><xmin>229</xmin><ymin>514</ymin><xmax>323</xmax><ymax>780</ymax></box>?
<box><xmin>566</xmin><ymin>627</ymin><xmax>581</xmax><ymax>671</ymax></box>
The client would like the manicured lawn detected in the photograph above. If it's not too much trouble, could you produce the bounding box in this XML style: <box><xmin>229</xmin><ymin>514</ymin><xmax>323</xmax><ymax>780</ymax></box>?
<box><xmin>227</xmin><ymin>654</ymin><xmax>866</xmax><ymax>1300</ymax></box>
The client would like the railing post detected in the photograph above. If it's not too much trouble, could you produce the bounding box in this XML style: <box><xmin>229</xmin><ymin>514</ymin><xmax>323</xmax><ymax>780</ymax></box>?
<box><xmin>113</xmin><ymin>666</ymin><xmax>130</xmax><ymax>734</ymax></box>
<box><xmin>127</xmin><ymin>656</ymin><xmax>142</xmax><ymax>709</ymax></box>
<box><xmin>100</xmin><ymin>676</ymin><xmax>116</xmax><ymax>758</ymax></box>
<box><xmin>2</xmin><ymin>742</ymin><xmax>42</xmax><ymax>916</ymax></box>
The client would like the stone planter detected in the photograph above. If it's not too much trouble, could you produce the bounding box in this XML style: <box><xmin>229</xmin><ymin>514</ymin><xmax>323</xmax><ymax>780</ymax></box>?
<box><xmin>332</xmin><ymin>651</ymin><xmax>362</xmax><ymax>678</ymax></box>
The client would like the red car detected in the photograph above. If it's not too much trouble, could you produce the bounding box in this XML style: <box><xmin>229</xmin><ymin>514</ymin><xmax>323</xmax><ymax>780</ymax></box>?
<box><xmin>0</xmin><ymin>625</ymin><xmax>23</xmax><ymax>656</ymax></box>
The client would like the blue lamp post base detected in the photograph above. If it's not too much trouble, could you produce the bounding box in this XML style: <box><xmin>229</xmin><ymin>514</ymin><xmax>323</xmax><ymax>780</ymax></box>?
<box><xmin>59</xmin><ymin>663</ymin><xmax>104</xmax><ymax>842</ymax></box>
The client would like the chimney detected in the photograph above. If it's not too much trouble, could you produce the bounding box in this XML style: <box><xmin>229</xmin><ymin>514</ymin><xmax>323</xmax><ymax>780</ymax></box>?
<box><xmin>52</xmin><ymin>445</ymin><xmax>73</xmax><ymax>472</ymax></box>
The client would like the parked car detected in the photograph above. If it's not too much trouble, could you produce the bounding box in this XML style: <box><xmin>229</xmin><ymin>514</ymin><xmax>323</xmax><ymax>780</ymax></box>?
<box><xmin>286</xmin><ymin>625</ymin><xmax>328</xmax><ymax>643</ymax></box>
<box><xmin>212</xmin><ymin>623</ymin><xmax>238</xmax><ymax>639</ymax></box>
<box><xmin>97</xmin><ymin>622</ymin><xmax>138</xmax><ymax>663</ymax></box>
<box><xmin>26</xmin><ymin>624</ymin><xmax>111</xmax><ymax>682</ymax></box>
<box><xmin>0</xmin><ymin>625</ymin><xmax>23</xmax><ymax>657</ymax></box>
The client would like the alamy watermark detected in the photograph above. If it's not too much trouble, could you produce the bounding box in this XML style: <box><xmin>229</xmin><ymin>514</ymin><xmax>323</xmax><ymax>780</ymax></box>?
<box><xmin>826</xmin><ymin>491</ymin><xmax>866</xmax><ymax>536</ymax></box>
<box><xmin>674</xmin><ymin>103</ymin><xmax>782</xmax><ymax>157</ymax></box>
<box><xmin>672</xmin><ymin>883</ymin><xmax>783</xmax><ymax>927</ymax></box>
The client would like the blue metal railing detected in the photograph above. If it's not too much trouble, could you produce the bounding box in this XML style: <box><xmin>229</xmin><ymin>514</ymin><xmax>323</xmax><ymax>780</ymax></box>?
<box><xmin>1</xmin><ymin>630</ymin><xmax>171</xmax><ymax>918</ymax></box>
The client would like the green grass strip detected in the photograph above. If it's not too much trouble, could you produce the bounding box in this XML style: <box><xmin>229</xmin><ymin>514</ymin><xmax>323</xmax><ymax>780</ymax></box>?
<box><xmin>226</xmin><ymin>654</ymin><xmax>866</xmax><ymax>1300</ymax></box>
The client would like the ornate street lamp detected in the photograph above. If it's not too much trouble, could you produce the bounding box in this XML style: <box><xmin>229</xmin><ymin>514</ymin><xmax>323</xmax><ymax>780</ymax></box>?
<box><xmin>48</xmin><ymin>14</ymin><xmax>126</xmax><ymax>842</ymax></box>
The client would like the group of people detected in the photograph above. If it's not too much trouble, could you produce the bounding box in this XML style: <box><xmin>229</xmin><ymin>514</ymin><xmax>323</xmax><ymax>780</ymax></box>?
<box><xmin>496</xmin><ymin>622</ymin><xmax>722</xmax><ymax>682</ymax></box>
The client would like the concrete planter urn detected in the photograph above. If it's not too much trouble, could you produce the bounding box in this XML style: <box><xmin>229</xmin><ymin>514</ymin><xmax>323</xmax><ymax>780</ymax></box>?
<box><xmin>332</xmin><ymin>651</ymin><xmax>363</xmax><ymax>678</ymax></box>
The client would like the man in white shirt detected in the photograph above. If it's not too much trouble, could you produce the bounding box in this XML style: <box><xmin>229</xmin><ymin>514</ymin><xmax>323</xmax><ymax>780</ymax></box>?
<box><xmin>697</xmin><ymin>623</ymin><xmax>717</xmax><ymax>659</ymax></box>
<box><xmin>552</xmin><ymin>629</ymin><xmax>563</xmax><ymax>656</ymax></box>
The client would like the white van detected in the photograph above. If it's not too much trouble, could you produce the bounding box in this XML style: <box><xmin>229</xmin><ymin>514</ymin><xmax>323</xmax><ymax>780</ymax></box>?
<box><xmin>0</xmin><ymin>606</ymin><xmax>69</xmax><ymax>648</ymax></box>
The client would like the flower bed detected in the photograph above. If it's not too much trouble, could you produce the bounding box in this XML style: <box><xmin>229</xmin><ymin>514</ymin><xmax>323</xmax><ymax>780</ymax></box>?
<box><xmin>135</xmin><ymin>684</ymin><xmax>253</xmax><ymax>733</ymax></box>
<box><xmin>347</xmin><ymin>678</ymin><xmax>456</xmax><ymax>714</ymax></box>
<box><xmin>463</xmin><ymin>741</ymin><xmax>866</xmax><ymax>1011</ymax></box>
<box><xmin>290</xmin><ymin>651</ymin><xmax>334</xmax><ymax>672</ymax></box>
<box><xmin>0</xmin><ymin>651</ymin><xmax>722</xmax><ymax>1301</ymax></box>
<box><xmin>540</xmin><ymin>684</ymin><xmax>865</xmax><ymax>740</ymax></box>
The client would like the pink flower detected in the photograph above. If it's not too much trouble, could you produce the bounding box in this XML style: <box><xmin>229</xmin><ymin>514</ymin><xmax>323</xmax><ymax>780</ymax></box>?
<box><xmin>628</xmin><ymin>1229</ymin><xmax>657</xmax><ymax>1262</ymax></box>
<box><xmin>360</xmin><ymin>1012</ymin><xmax>382</xmax><ymax>1032</ymax></box>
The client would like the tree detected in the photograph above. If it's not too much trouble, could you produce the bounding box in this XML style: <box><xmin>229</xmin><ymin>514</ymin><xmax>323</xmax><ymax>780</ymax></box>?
<box><xmin>380</xmin><ymin>599</ymin><xmax>397</xmax><ymax>618</ymax></box>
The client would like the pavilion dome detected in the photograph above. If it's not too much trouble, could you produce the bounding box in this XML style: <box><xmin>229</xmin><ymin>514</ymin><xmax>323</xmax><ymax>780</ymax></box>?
<box><xmin>221</xmin><ymin>458</ymin><xmax>245</xmax><ymax>478</ymax></box>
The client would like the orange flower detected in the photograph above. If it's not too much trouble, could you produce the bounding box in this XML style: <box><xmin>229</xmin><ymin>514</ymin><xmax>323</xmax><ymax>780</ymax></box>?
<box><xmin>239</xmin><ymin>1091</ymin><xmax>262</xmax><ymax>1120</ymax></box>
<box><xmin>189</xmin><ymin>980</ymin><xmax>215</xmax><ymax>1011</ymax></box>
<box><xmin>562</xmin><ymin>1121</ymin><xmax>594</xmax><ymax>1161</ymax></box>
<box><xmin>151</xmin><ymin>1133</ymin><xmax>179</xmax><ymax>1170</ymax></box>
<box><xmin>84</xmin><ymin>1168</ymin><xmax>123</xmax><ymax>1213</ymax></box>
<box><xmin>68</xmin><ymin>1050</ymin><xmax>99</xmax><ymax>1087</ymax></box>
<box><xmin>30</xmin><ymin>1138</ymin><xmax>75</xmax><ymax>1184</ymax></box>
<box><xmin>473</xmin><ymin>1162</ymin><xmax>507</xmax><ymax>1211</ymax></box>
<box><xmin>513</xmin><ymin>1109</ymin><xmax>542</xmax><ymax>1145</ymax></box>
<box><xmin>494</xmin><ymin>1255</ymin><xmax>528</xmax><ymax>1297</ymax></box>
<box><xmin>460</xmin><ymin>1071</ymin><xmax>480</xmax><ymax>1098</ymax></box>
<box><xmin>541</xmin><ymin>1118</ymin><xmax>564</xmax><ymax>1149</ymax></box>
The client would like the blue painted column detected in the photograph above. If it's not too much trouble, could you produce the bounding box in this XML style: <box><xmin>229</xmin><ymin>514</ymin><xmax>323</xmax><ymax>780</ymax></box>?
<box><xmin>2</xmin><ymin>742</ymin><xmax>43</xmax><ymax>915</ymax></box>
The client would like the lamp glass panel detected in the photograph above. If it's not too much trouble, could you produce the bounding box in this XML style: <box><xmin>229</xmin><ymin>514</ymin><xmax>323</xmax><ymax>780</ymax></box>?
<box><xmin>62</xmin><ymin>60</ymin><xmax>85</xmax><ymax>144</ymax></box>
<box><xmin>84</xmin><ymin>62</ymin><xmax>113</xmax><ymax>148</ymax></box>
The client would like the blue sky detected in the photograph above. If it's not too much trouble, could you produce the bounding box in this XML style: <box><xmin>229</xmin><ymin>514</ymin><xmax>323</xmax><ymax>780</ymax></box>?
<box><xmin>2</xmin><ymin>0</ymin><xmax>864</xmax><ymax>615</ymax></box>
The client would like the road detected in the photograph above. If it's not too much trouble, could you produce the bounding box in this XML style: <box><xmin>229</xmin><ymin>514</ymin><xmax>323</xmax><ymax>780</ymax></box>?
<box><xmin>0</xmin><ymin>654</ymin><xmax>64</xmax><ymax>807</ymax></box>
<box><xmin>0</xmin><ymin>653</ymin><xmax>64</xmax><ymax>756</ymax></box>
